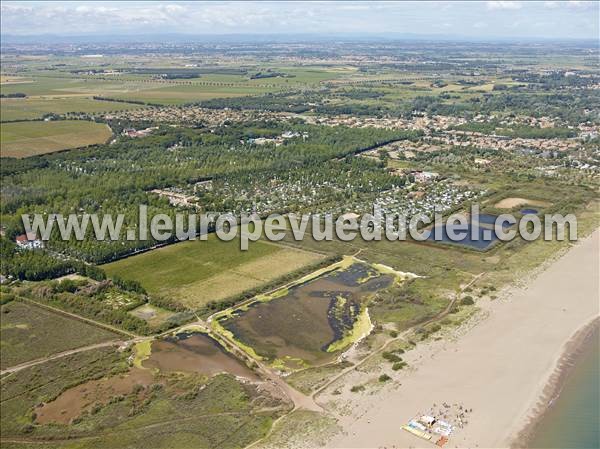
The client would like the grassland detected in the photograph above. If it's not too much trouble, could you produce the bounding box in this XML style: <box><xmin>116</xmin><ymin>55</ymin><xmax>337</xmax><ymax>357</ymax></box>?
<box><xmin>254</xmin><ymin>410</ymin><xmax>340</xmax><ymax>449</ymax></box>
<box><xmin>0</xmin><ymin>300</ymin><xmax>120</xmax><ymax>369</ymax></box>
<box><xmin>103</xmin><ymin>237</ymin><xmax>324</xmax><ymax>309</ymax></box>
<box><xmin>1</xmin><ymin>347</ymin><xmax>284</xmax><ymax>449</ymax></box>
<box><xmin>0</xmin><ymin>120</ymin><xmax>112</xmax><ymax>157</ymax></box>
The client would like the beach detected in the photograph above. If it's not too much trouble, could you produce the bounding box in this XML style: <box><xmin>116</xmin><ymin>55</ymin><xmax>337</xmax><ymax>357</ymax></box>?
<box><xmin>317</xmin><ymin>229</ymin><xmax>599</xmax><ymax>449</ymax></box>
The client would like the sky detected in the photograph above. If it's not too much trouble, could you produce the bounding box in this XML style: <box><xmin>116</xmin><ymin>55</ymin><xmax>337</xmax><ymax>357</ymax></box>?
<box><xmin>1</xmin><ymin>1</ymin><xmax>598</xmax><ymax>40</ymax></box>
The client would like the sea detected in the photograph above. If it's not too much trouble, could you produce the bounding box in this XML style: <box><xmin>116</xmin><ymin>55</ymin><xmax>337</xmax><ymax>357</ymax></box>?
<box><xmin>529</xmin><ymin>326</ymin><xmax>600</xmax><ymax>449</ymax></box>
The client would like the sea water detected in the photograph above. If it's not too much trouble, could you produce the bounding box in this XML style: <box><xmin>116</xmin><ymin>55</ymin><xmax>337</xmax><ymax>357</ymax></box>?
<box><xmin>529</xmin><ymin>326</ymin><xmax>600</xmax><ymax>449</ymax></box>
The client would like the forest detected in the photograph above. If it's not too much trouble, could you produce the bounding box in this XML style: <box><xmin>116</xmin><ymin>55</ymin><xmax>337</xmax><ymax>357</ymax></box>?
<box><xmin>1</xmin><ymin>123</ymin><xmax>418</xmax><ymax>277</ymax></box>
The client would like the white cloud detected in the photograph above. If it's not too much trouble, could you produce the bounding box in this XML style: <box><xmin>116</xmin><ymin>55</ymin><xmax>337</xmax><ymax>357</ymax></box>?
<box><xmin>0</xmin><ymin>1</ymin><xmax>597</xmax><ymax>39</ymax></box>
<box><xmin>545</xmin><ymin>0</ymin><xmax>596</xmax><ymax>9</ymax></box>
<box><xmin>543</xmin><ymin>1</ymin><xmax>559</xmax><ymax>8</ymax></box>
<box><xmin>567</xmin><ymin>0</ymin><xmax>595</xmax><ymax>8</ymax></box>
<box><xmin>486</xmin><ymin>1</ymin><xmax>522</xmax><ymax>10</ymax></box>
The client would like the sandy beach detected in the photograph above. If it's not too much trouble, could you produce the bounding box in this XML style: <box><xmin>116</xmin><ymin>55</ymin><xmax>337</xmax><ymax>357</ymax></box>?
<box><xmin>317</xmin><ymin>229</ymin><xmax>599</xmax><ymax>449</ymax></box>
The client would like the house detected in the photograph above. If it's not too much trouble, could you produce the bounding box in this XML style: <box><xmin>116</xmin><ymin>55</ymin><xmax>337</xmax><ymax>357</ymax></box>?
<box><xmin>122</xmin><ymin>128</ymin><xmax>138</xmax><ymax>138</ymax></box>
<box><xmin>15</xmin><ymin>232</ymin><xmax>43</xmax><ymax>250</ymax></box>
<box><xmin>413</xmin><ymin>171</ymin><xmax>439</xmax><ymax>183</ymax></box>
<box><xmin>122</xmin><ymin>127</ymin><xmax>157</xmax><ymax>138</ymax></box>
<box><xmin>194</xmin><ymin>180</ymin><xmax>214</xmax><ymax>192</ymax></box>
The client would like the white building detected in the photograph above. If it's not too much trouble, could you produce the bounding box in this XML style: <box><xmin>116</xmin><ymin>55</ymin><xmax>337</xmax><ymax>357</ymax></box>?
<box><xmin>15</xmin><ymin>232</ymin><xmax>43</xmax><ymax>250</ymax></box>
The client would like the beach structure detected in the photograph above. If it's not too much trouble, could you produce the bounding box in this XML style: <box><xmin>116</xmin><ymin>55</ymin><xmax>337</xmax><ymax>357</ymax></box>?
<box><xmin>402</xmin><ymin>413</ymin><xmax>455</xmax><ymax>447</ymax></box>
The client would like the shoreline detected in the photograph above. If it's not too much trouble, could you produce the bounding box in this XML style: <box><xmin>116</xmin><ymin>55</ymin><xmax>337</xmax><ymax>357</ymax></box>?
<box><xmin>510</xmin><ymin>316</ymin><xmax>600</xmax><ymax>448</ymax></box>
<box><xmin>317</xmin><ymin>228</ymin><xmax>599</xmax><ymax>449</ymax></box>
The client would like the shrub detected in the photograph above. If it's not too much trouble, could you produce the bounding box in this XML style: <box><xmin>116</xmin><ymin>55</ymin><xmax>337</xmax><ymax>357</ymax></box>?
<box><xmin>378</xmin><ymin>374</ymin><xmax>391</xmax><ymax>382</ymax></box>
<box><xmin>0</xmin><ymin>293</ymin><xmax>15</xmax><ymax>305</ymax></box>
<box><xmin>461</xmin><ymin>296</ymin><xmax>475</xmax><ymax>306</ymax></box>
<box><xmin>350</xmin><ymin>385</ymin><xmax>365</xmax><ymax>393</ymax></box>
<box><xmin>428</xmin><ymin>323</ymin><xmax>441</xmax><ymax>333</ymax></box>
<box><xmin>392</xmin><ymin>362</ymin><xmax>407</xmax><ymax>371</ymax></box>
<box><xmin>382</xmin><ymin>352</ymin><xmax>402</xmax><ymax>363</ymax></box>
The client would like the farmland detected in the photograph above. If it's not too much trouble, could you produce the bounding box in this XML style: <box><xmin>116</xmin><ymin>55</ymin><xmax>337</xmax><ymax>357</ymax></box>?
<box><xmin>0</xmin><ymin>299</ymin><xmax>120</xmax><ymax>369</ymax></box>
<box><xmin>1</xmin><ymin>96</ymin><xmax>145</xmax><ymax>121</ymax></box>
<box><xmin>103</xmin><ymin>237</ymin><xmax>325</xmax><ymax>309</ymax></box>
<box><xmin>0</xmin><ymin>64</ymin><xmax>349</xmax><ymax>108</ymax></box>
<box><xmin>0</xmin><ymin>120</ymin><xmax>112</xmax><ymax>157</ymax></box>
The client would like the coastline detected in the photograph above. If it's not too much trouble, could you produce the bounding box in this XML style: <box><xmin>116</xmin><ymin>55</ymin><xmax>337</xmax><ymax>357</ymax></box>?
<box><xmin>510</xmin><ymin>317</ymin><xmax>600</xmax><ymax>448</ymax></box>
<box><xmin>314</xmin><ymin>228</ymin><xmax>599</xmax><ymax>449</ymax></box>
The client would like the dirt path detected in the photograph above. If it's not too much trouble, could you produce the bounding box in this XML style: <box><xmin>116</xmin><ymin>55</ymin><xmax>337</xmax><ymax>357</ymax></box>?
<box><xmin>0</xmin><ymin>340</ymin><xmax>124</xmax><ymax>376</ymax></box>
<box><xmin>311</xmin><ymin>271</ymin><xmax>485</xmax><ymax>402</ymax></box>
<box><xmin>21</xmin><ymin>298</ymin><xmax>136</xmax><ymax>338</ymax></box>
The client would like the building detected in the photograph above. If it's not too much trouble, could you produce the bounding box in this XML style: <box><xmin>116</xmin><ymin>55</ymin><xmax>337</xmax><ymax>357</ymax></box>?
<box><xmin>15</xmin><ymin>232</ymin><xmax>43</xmax><ymax>250</ymax></box>
<box><xmin>413</xmin><ymin>171</ymin><xmax>439</xmax><ymax>183</ymax></box>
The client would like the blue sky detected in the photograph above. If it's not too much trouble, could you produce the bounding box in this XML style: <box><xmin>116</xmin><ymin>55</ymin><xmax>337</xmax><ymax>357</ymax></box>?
<box><xmin>1</xmin><ymin>1</ymin><xmax>598</xmax><ymax>39</ymax></box>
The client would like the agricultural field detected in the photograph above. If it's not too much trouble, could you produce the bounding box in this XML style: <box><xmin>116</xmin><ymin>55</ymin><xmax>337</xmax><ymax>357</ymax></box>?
<box><xmin>0</xmin><ymin>300</ymin><xmax>120</xmax><ymax>370</ymax></box>
<box><xmin>0</xmin><ymin>64</ymin><xmax>350</xmax><ymax>108</ymax></box>
<box><xmin>103</xmin><ymin>237</ymin><xmax>325</xmax><ymax>309</ymax></box>
<box><xmin>1</xmin><ymin>96</ymin><xmax>145</xmax><ymax>121</ymax></box>
<box><xmin>0</xmin><ymin>120</ymin><xmax>112</xmax><ymax>157</ymax></box>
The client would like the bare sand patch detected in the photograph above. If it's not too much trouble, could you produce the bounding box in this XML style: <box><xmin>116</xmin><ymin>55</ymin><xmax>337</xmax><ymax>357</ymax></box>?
<box><xmin>129</xmin><ymin>303</ymin><xmax>176</xmax><ymax>328</ymax></box>
<box><xmin>494</xmin><ymin>197</ymin><xmax>550</xmax><ymax>209</ymax></box>
<box><xmin>35</xmin><ymin>368</ymin><xmax>155</xmax><ymax>425</ymax></box>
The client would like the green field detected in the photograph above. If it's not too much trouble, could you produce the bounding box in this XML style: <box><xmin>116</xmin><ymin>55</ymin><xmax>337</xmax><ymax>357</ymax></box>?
<box><xmin>108</xmin><ymin>83</ymin><xmax>274</xmax><ymax>105</ymax></box>
<box><xmin>1</xmin><ymin>96</ymin><xmax>144</xmax><ymax>121</ymax></box>
<box><xmin>0</xmin><ymin>64</ymin><xmax>352</xmax><ymax>108</ymax></box>
<box><xmin>0</xmin><ymin>120</ymin><xmax>112</xmax><ymax>157</ymax></box>
<box><xmin>1</xmin><ymin>75</ymin><xmax>281</xmax><ymax>106</ymax></box>
<box><xmin>103</xmin><ymin>237</ymin><xmax>324</xmax><ymax>309</ymax></box>
<box><xmin>0</xmin><ymin>300</ymin><xmax>120</xmax><ymax>369</ymax></box>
